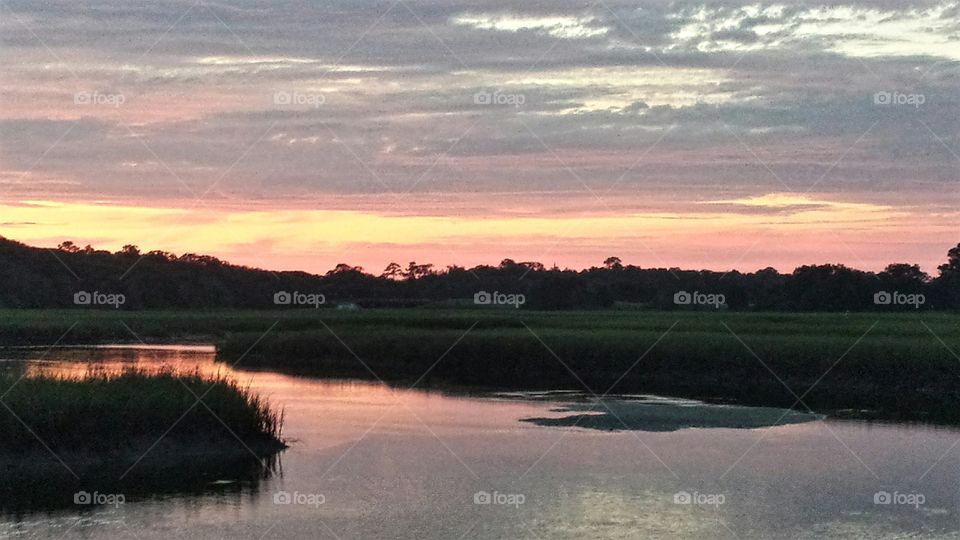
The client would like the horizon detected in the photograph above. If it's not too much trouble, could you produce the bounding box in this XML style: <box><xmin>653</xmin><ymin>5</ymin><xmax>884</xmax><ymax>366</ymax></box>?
<box><xmin>2</xmin><ymin>1</ymin><xmax>958</xmax><ymax>273</ymax></box>
<box><xmin>5</xmin><ymin>234</ymin><xmax>957</xmax><ymax>278</ymax></box>
<box><xmin>2</xmin><ymin>197</ymin><xmax>957</xmax><ymax>275</ymax></box>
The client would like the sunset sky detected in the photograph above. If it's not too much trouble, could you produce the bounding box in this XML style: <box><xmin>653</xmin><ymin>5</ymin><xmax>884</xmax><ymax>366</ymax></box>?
<box><xmin>1</xmin><ymin>1</ymin><xmax>958</xmax><ymax>274</ymax></box>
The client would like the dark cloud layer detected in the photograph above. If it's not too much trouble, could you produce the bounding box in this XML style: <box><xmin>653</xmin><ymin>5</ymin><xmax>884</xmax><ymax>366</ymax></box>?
<box><xmin>0</xmin><ymin>0</ymin><xmax>957</xmax><ymax>203</ymax></box>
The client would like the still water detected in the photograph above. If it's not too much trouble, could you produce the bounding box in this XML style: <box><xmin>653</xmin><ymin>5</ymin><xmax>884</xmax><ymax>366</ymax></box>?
<box><xmin>1</xmin><ymin>345</ymin><xmax>958</xmax><ymax>539</ymax></box>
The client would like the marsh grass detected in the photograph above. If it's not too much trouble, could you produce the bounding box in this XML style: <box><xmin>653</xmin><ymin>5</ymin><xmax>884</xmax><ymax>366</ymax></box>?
<box><xmin>215</xmin><ymin>311</ymin><xmax>960</xmax><ymax>421</ymax></box>
<box><xmin>2</xmin><ymin>308</ymin><xmax>959</xmax><ymax>421</ymax></box>
<box><xmin>0</xmin><ymin>366</ymin><xmax>285</xmax><ymax>454</ymax></box>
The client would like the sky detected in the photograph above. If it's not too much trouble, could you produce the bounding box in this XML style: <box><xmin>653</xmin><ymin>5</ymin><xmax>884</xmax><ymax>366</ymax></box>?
<box><xmin>1</xmin><ymin>0</ymin><xmax>958</xmax><ymax>275</ymax></box>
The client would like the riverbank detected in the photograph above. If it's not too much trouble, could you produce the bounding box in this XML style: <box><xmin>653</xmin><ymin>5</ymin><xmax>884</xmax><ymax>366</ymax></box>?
<box><xmin>213</xmin><ymin>310</ymin><xmax>960</xmax><ymax>423</ymax></box>
<box><xmin>2</xmin><ymin>309</ymin><xmax>959</xmax><ymax>422</ymax></box>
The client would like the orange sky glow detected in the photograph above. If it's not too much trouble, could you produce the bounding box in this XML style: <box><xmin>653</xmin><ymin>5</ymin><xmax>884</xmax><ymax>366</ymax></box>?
<box><xmin>1</xmin><ymin>2</ymin><xmax>957</xmax><ymax>274</ymax></box>
<box><xmin>2</xmin><ymin>194</ymin><xmax>956</xmax><ymax>275</ymax></box>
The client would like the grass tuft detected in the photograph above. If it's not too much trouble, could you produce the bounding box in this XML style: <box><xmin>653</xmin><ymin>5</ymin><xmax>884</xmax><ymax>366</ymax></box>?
<box><xmin>0</xmin><ymin>367</ymin><xmax>284</xmax><ymax>455</ymax></box>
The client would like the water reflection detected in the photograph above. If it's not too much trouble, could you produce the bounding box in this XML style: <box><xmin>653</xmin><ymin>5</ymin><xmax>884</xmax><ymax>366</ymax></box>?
<box><xmin>1</xmin><ymin>345</ymin><xmax>959</xmax><ymax>539</ymax></box>
<box><xmin>1</xmin><ymin>453</ymin><xmax>279</xmax><ymax>516</ymax></box>
<box><xmin>3</xmin><ymin>344</ymin><xmax>221</xmax><ymax>379</ymax></box>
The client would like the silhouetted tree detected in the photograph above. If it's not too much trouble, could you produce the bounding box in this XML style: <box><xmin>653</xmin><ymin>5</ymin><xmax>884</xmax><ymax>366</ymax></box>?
<box><xmin>145</xmin><ymin>250</ymin><xmax>177</xmax><ymax>261</ymax></box>
<box><xmin>787</xmin><ymin>264</ymin><xmax>874</xmax><ymax>311</ymax></box>
<box><xmin>878</xmin><ymin>263</ymin><xmax>928</xmax><ymax>291</ymax></box>
<box><xmin>404</xmin><ymin>261</ymin><xmax>434</xmax><ymax>280</ymax></box>
<box><xmin>519</xmin><ymin>261</ymin><xmax>545</xmax><ymax>272</ymax></box>
<box><xmin>939</xmin><ymin>244</ymin><xmax>960</xmax><ymax>275</ymax></box>
<box><xmin>381</xmin><ymin>262</ymin><xmax>403</xmax><ymax>280</ymax></box>
<box><xmin>934</xmin><ymin>243</ymin><xmax>960</xmax><ymax>308</ymax></box>
<box><xmin>118</xmin><ymin>245</ymin><xmax>141</xmax><ymax>257</ymax></box>
<box><xmin>328</xmin><ymin>263</ymin><xmax>363</xmax><ymax>275</ymax></box>
<box><xmin>57</xmin><ymin>241</ymin><xmax>80</xmax><ymax>253</ymax></box>
<box><xmin>603</xmin><ymin>256</ymin><xmax>623</xmax><ymax>270</ymax></box>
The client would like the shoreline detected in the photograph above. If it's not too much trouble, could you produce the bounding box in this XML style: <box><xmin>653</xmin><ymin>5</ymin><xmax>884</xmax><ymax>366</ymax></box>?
<box><xmin>4</xmin><ymin>308</ymin><xmax>960</xmax><ymax>427</ymax></box>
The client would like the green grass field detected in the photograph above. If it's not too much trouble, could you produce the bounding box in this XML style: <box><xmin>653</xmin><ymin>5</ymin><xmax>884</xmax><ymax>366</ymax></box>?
<box><xmin>3</xmin><ymin>307</ymin><xmax>957</xmax><ymax>341</ymax></box>
<box><xmin>2</xmin><ymin>308</ymin><xmax>960</xmax><ymax>421</ymax></box>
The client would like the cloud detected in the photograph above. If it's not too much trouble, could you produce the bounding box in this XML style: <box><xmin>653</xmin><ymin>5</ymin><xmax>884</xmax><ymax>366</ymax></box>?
<box><xmin>0</xmin><ymin>0</ymin><xmax>956</xmax><ymax>210</ymax></box>
<box><xmin>701</xmin><ymin>193</ymin><xmax>891</xmax><ymax>214</ymax></box>
<box><xmin>667</xmin><ymin>3</ymin><xmax>960</xmax><ymax>59</ymax></box>
<box><xmin>451</xmin><ymin>13</ymin><xmax>609</xmax><ymax>39</ymax></box>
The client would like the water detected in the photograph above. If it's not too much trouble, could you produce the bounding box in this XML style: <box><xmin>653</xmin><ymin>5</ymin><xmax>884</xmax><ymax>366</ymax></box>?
<box><xmin>1</xmin><ymin>345</ymin><xmax>958</xmax><ymax>539</ymax></box>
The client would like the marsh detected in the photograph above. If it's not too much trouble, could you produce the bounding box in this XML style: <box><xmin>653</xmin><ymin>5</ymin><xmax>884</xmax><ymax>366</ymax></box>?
<box><xmin>1</xmin><ymin>345</ymin><xmax>957</xmax><ymax>539</ymax></box>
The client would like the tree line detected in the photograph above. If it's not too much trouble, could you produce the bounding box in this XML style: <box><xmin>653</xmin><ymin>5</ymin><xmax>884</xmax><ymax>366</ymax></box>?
<box><xmin>0</xmin><ymin>237</ymin><xmax>957</xmax><ymax>310</ymax></box>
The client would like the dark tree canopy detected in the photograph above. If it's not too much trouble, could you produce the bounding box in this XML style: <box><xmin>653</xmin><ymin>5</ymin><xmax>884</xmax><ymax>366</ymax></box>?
<box><xmin>0</xmin><ymin>237</ymin><xmax>957</xmax><ymax>311</ymax></box>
